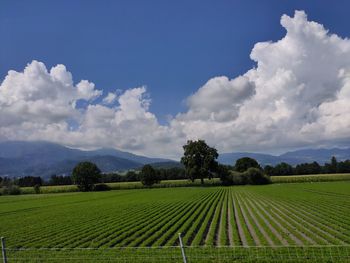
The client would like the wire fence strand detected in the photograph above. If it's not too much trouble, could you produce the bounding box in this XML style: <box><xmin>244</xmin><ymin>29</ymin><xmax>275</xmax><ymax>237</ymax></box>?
<box><xmin>3</xmin><ymin>245</ymin><xmax>350</xmax><ymax>263</ymax></box>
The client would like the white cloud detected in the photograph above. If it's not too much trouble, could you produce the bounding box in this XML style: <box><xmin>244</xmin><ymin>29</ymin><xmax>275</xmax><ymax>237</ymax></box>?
<box><xmin>171</xmin><ymin>10</ymin><xmax>350</xmax><ymax>153</ymax></box>
<box><xmin>1</xmin><ymin>10</ymin><xmax>350</xmax><ymax>158</ymax></box>
<box><xmin>102</xmin><ymin>92</ymin><xmax>117</xmax><ymax>105</ymax></box>
<box><xmin>0</xmin><ymin>63</ymin><xmax>181</xmax><ymax>158</ymax></box>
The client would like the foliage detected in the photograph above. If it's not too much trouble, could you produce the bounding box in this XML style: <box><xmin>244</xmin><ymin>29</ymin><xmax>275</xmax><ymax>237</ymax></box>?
<box><xmin>263</xmin><ymin>157</ymin><xmax>350</xmax><ymax>176</ymax></box>
<box><xmin>93</xmin><ymin>183</ymin><xmax>111</xmax><ymax>191</ymax></box>
<box><xmin>125</xmin><ymin>171</ymin><xmax>139</xmax><ymax>182</ymax></box>
<box><xmin>140</xmin><ymin>165</ymin><xmax>160</xmax><ymax>186</ymax></box>
<box><xmin>181</xmin><ymin>140</ymin><xmax>218</xmax><ymax>184</ymax></box>
<box><xmin>72</xmin><ymin>162</ymin><xmax>101</xmax><ymax>191</ymax></box>
<box><xmin>234</xmin><ymin>157</ymin><xmax>261</xmax><ymax>172</ymax></box>
<box><xmin>217</xmin><ymin>164</ymin><xmax>232</xmax><ymax>186</ymax></box>
<box><xmin>49</xmin><ymin>175</ymin><xmax>72</xmax><ymax>185</ymax></box>
<box><xmin>295</xmin><ymin>162</ymin><xmax>321</xmax><ymax>175</ymax></box>
<box><xmin>16</xmin><ymin>176</ymin><xmax>42</xmax><ymax>187</ymax></box>
<box><xmin>33</xmin><ymin>184</ymin><xmax>41</xmax><ymax>194</ymax></box>
<box><xmin>219</xmin><ymin>167</ymin><xmax>270</xmax><ymax>186</ymax></box>
<box><xmin>2</xmin><ymin>184</ymin><xmax>21</xmax><ymax>195</ymax></box>
<box><xmin>264</xmin><ymin>162</ymin><xmax>294</xmax><ymax>176</ymax></box>
<box><xmin>336</xmin><ymin>160</ymin><xmax>350</xmax><ymax>173</ymax></box>
<box><xmin>243</xmin><ymin>167</ymin><xmax>271</xmax><ymax>185</ymax></box>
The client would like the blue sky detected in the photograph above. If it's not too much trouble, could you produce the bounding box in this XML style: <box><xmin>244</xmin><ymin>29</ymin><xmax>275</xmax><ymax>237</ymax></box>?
<box><xmin>2</xmin><ymin>1</ymin><xmax>350</xmax><ymax>157</ymax></box>
<box><xmin>2</xmin><ymin>0</ymin><xmax>350</xmax><ymax>123</ymax></box>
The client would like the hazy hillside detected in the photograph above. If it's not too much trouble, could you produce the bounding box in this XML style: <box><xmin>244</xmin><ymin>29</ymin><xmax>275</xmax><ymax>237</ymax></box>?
<box><xmin>0</xmin><ymin>141</ymin><xmax>173</xmax><ymax>178</ymax></box>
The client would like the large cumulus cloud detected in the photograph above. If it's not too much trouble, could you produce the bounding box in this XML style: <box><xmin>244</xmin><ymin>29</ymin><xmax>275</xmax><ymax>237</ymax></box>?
<box><xmin>0</xmin><ymin>61</ymin><xmax>181</xmax><ymax>158</ymax></box>
<box><xmin>172</xmin><ymin>10</ymin><xmax>350</xmax><ymax>153</ymax></box>
<box><xmin>1</xmin><ymin>10</ymin><xmax>350</xmax><ymax>158</ymax></box>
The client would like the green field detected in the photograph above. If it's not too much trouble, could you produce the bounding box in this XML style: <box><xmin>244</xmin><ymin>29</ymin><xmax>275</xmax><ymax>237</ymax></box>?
<box><xmin>1</xmin><ymin>181</ymin><xmax>350</xmax><ymax>262</ymax></box>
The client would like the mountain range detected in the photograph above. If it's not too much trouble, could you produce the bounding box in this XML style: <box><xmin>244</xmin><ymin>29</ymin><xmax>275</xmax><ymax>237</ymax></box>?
<box><xmin>0</xmin><ymin>141</ymin><xmax>175</xmax><ymax>178</ymax></box>
<box><xmin>0</xmin><ymin>141</ymin><xmax>350</xmax><ymax>178</ymax></box>
<box><xmin>218</xmin><ymin>148</ymin><xmax>350</xmax><ymax>166</ymax></box>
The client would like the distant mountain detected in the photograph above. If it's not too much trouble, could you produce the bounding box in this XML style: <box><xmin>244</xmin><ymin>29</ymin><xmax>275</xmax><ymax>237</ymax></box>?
<box><xmin>0</xmin><ymin>141</ymin><xmax>173</xmax><ymax>178</ymax></box>
<box><xmin>279</xmin><ymin>148</ymin><xmax>350</xmax><ymax>164</ymax></box>
<box><xmin>219</xmin><ymin>147</ymin><xmax>350</xmax><ymax>166</ymax></box>
<box><xmin>88</xmin><ymin>148</ymin><xmax>169</xmax><ymax>164</ymax></box>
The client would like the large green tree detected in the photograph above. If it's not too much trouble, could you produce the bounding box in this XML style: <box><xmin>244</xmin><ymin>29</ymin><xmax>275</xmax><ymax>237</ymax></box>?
<box><xmin>140</xmin><ymin>164</ymin><xmax>159</xmax><ymax>186</ymax></box>
<box><xmin>72</xmin><ymin>162</ymin><xmax>101</xmax><ymax>191</ymax></box>
<box><xmin>234</xmin><ymin>157</ymin><xmax>261</xmax><ymax>172</ymax></box>
<box><xmin>181</xmin><ymin>140</ymin><xmax>218</xmax><ymax>184</ymax></box>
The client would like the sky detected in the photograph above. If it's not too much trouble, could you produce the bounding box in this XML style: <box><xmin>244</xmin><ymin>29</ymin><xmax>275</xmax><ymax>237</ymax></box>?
<box><xmin>1</xmin><ymin>0</ymin><xmax>350</xmax><ymax>159</ymax></box>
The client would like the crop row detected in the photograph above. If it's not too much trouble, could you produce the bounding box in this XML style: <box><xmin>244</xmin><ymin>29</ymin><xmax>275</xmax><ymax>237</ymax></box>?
<box><xmin>1</xmin><ymin>183</ymin><xmax>349</xmax><ymax>249</ymax></box>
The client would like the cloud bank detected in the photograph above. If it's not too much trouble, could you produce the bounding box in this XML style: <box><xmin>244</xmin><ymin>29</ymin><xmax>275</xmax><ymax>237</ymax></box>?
<box><xmin>1</xmin><ymin>11</ymin><xmax>350</xmax><ymax>158</ymax></box>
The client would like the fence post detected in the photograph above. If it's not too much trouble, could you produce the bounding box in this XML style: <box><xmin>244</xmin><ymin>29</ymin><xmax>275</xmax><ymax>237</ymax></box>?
<box><xmin>1</xmin><ymin>237</ymin><xmax>7</xmax><ymax>263</ymax></box>
<box><xmin>178</xmin><ymin>233</ymin><xmax>187</xmax><ymax>263</ymax></box>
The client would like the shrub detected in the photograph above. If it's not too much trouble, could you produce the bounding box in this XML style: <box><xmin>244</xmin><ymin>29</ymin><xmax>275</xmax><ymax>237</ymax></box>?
<box><xmin>3</xmin><ymin>185</ymin><xmax>21</xmax><ymax>195</ymax></box>
<box><xmin>218</xmin><ymin>164</ymin><xmax>246</xmax><ymax>186</ymax></box>
<box><xmin>34</xmin><ymin>184</ymin><xmax>41</xmax><ymax>194</ymax></box>
<box><xmin>243</xmin><ymin>168</ymin><xmax>271</xmax><ymax>185</ymax></box>
<box><xmin>230</xmin><ymin>171</ymin><xmax>247</xmax><ymax>185</ymax></box>
<box><xmin>94</xmin><ymin>183</ymin><xmax>111</xmax><ymax>191</ymax></box>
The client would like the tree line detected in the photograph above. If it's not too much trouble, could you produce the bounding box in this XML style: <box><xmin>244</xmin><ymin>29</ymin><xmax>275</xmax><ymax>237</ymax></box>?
<box><xmin>1</xmin><ymin>140</ymin><xmax>350</xmax><ymax>194</ymax></box>
<box><xmin>263</xmin><ymin>156</ymin><xmax>350</xmax><ymax>176</ymax></box>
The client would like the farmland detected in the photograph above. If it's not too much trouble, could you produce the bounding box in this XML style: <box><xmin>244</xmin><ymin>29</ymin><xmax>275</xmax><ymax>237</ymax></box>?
<box><xmin>0</xmin><ymin>181</ymin><xmax>350</xmax><ymax>262</ymax></box>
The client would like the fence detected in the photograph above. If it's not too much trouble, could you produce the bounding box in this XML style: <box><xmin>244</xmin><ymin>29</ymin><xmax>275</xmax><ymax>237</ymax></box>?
<box><xmin>2</xmin><ymin>237</ymin><xmax>350</xmax><ymax>262</ymax></box>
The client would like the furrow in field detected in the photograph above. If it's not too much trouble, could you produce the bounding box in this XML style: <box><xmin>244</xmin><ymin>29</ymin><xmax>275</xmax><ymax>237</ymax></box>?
<box><xmin>11</xmin><ymin>204</ymin><xmax>128</xmax><ymax>246</ymax></box>
<box><xmin>237</xmin><ymin>192</ymin><xmax>274</xmax><ymax>246</ymax></box>
<box><xmin>180</xmin><ymin>190</ymin><xmax>222</xmax><ymax>246</ymax></box>
<box><xmin>272</xmin><ymin>198</ymin><xmax>349</xmax><ymax>244</ymax></box>
<box><xmin>252</xmin><ymin>193</ymin><xmax>338</xmax><ymax>245</ymax></box>
<box><xmin>258</xmin><ymin>191</ymin><xmax>350</xmax><ymax>243</ymax></box>
<box><xmin>253</xmin><ymin>196</ymin><xmax>315</xmax><ymax>245</ymax></box>
<box><xmin>235</xmin><ymin>193</ymin><xmax>261</xmax><ymax>246</ymax></box>
<box><xmin>127</xmin><ymin>190</ymin><xmax>217</xmax><ymax>247</ymax></box>
<box><xmin>231</xmin><ymin>191</ymin><xmax>250</xmax><ymax>246</ymax></box>
<box><xmin>290</xmin><ymin>199</ymin><xmax>350</xmax><ymax>234</ymax></box>
<box><xmin>244</xmin><ymin>191</ymin><xmax>303</xmax><ymax>245</ymax></box>
<box><xmin>205</xmin><ymin>189</ymin><xmax>225</xmax><ymax>246</ymax></box>
<box><xmin>18</xmin><ymin>203</ymin><xmax>155</xmax><ymax>248</ymax></box>
<box><xmin>118</xmin><ymin>201</ymin><xmax>196</xmax><ymax>247</ymax></box>
<box><xmin>159</xmin><ymin>190</ymin><xmax>219</xmax><ymax>246</ymax></box>
<box><xmin>65</xmin><ymin>202</ymin><xmax>170</xmax><ymax>247</ymax></box>
<box><xmin>278</xmin><ymin>191</ymin><xmax>350</xmax><ymax>224</ymax></box>
<box><xmin>190</xmin><ymin>189</ymin><xmax>224</xmax><ymax>246</ymax></box>
<box><xmin>243</xmin><ymin>194</ymin><xmax>289</xmax><ymax>246</ymax></box>
<box><xmin>226</xmin><ymin>194</ymin><xmax>234</xmax><ymax>246</ymax></box>
<box><xmin>100</xmin><ymin>191</ymin><xmax>213</xmax><ymax>248</ymax></box>
<box><xmin>244</xmin><ymin>190</ymin><xmax>322</xmax><ymax>244</ymax></box>
<box><xmin>218</xmin><ymin>189</ymin><xmax>229</xmax><ymax>246</ymax></box>
<box><xmin>73</xmin><ymin>201</ymin><xmax>178</xmax><ymax>248</ymax></box>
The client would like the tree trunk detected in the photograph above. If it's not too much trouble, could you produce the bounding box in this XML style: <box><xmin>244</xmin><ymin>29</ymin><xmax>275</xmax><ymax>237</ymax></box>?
<box><xmin>201</xmin><ymin>178</ymin><xmax>204</xmax><ymax>184</ymax></box>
